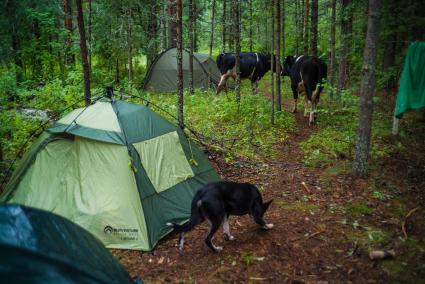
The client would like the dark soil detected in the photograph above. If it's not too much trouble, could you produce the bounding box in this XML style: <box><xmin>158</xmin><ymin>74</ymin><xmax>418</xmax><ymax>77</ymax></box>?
<box><xmin>113</xmin><ymin>100</ymin><xmax>425</xmax><ymax>283</ymax></box>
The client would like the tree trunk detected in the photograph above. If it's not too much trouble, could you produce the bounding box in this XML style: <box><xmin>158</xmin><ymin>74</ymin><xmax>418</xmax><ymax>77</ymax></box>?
<box><xmin>189</xmin><ymin>0</ymin><xmax>194</xmax><ymax>95</ymax></box>
<box><xmin>127</xmin><ymin>7</ymin><xmax>133</xmax><ymax>90</ymax></box>
<box><xmin>176</xmin><ymin>0</ymin><xmax>184</xmax><ymax>128</ymax></box>
<box><xmin>271</xmin><ymin>0</ymin><xmax>275</xmax><ymax>124</ymax></box>
<box><xmin>147</xmin><ymin>1</ymin><xmax>158</xmax><ymax>67</ymax></box>
<box><xmin>228</xmin><ymin>0</ymin><xmax>235</xmax><ymax>52</ymax></box>
<box><xmin>235</xmin><ymin>0</ymin><xmax>241</xmax><ymax>103</ymax></box>
<box><xmin>32</xmin><ymin>19</ymin><xmax>42</xmax><ymax>79</ymax></box>
<box><xmin>382</xmin><ymin>0</ymin><xmax>398</xmax><ymax>92</ymax></box>
<box><xmin>329</xmin><ymin>0</ymin><xmax>336</xmax><ymax>99</ymax></box>
<box><xmin>75</xmin><ymin>0</ymin><xmax>91</xmax><ymax>106</ymax></box>
<box><xmin>303</xmin><ymin>0</ymin><xmax>309</xmax><ymax>54</ymax></box>
<box><xmin>295</xmin><ymin>0</ymin><xmax>300</xmax><ymax>54</ymax></box>
<box><xmin>336</xmin><ymin>0</ymin><xmax>352</xmax><ymax>101</ymax></box>
<box><xmin>249</xmin><ymin>0</ymin><xmax>253</xmax><ymax>52</ymax></box>
<box><xmin>281</xmin><ymin>0</ymin><xmax>285</xmax><ymax>59</ymax></box>
<box><xmin>382</xmin><ymin>40</ymin><xmax>396</xmax><ymax>91</ymax></box>
<box><xmin>222</xmin><ymin>0</ymin><xmax>227</xmax><ymax>51</ymax></box>
<box><xmin>63</xmin><ymin>0</ymin><xmax>75</xmax><ymax>67</ymax></box>
<box><xmin>6</xmin><ymin>0</ymin><xmax>23</xmax><ymax>83</ymax></box>
<box><xmin>193</xmin><ymin>2</ymin><xmax>198</xmax><ymax>52</ymax></box>
<box><xmin>209</xmin><ymin>0</ymin><xmax>216</xmax><ymax>56</ymax></box>
<box><xmin>352</xmin><ymin>0</ymin><xmax>381</xmax><ymax>177</ymax></box>
<box><xmin>161</xmin><ymin>2</ymin><xmax>167</xmax><ymax>50</ymax></box>
<box><xmin>276</xmin><ymin>0</ymin><xmax>282</xmax><ymax>111</ymax></box>
<box><xmin>115</xmin><ymin>58</ymin><xmax>120</xmax><ymax>84</ymax></box>
<box><xmin>88</xmin><ymin>0</ymin><xmax>92</xmax><ymax>72</ymax></box>
<box><xmin>168</xmin><ymin>0</ymin><xmax>177</xmax><ymax>48</ymax></box>
<box><xmin>310</xmin><ymin>0</ymin><xmax>318</xmax><ymax>57</ymax></box>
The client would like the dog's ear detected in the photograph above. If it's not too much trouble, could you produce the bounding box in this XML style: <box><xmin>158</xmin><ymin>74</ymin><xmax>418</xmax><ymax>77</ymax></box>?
<box><xmin>262</xmin><ymin>199</ymin><xmax>273</xmax><ymax>214</ymax></box>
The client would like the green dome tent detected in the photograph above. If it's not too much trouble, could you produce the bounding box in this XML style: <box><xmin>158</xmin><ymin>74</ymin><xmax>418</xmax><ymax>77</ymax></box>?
<box><xmin>143</xmin><ymin>48</ymin><xmax>222</xmax><ymax>92</ymax></box>
<box><xmin>0</xmin><ymin>204</ymin><xmax>136</xmax><ymax>284</ymax></box>
<box><xmin>0</xmin><ymin>98</ymin><xmax>219</xmax><ymax>251</ymax></box>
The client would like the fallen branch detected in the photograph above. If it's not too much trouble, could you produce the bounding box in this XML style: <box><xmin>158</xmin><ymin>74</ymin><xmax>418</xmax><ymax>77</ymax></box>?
<box><xmin>401</xmin><ymin>207</ymin><xmax>420</xmax><ymax>239</ymax></box>
<box><xmin>290</xmin><ymin>230</ymin><xmax>325</xmax><ymax>242</ymax></box>
<box><xmin>301</xmin><ymin>181</ymin><xmax>311</xmax><ymax>194</ymax></box>
<box><xmin>305</xmin><ymin>230</ymin><xmax>325</xmax><ymax>240</ymax></box>
<box><xmin>249</xmin><ymin>277</ymin><xmax>268</xmax><ymax>281</ymax></box>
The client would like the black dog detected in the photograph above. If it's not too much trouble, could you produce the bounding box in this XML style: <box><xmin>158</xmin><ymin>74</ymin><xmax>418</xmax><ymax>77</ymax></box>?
<box><xmin>167</xmin><ymin>181</ymin><xmax>273</xmax><ymax>252</ymax></box>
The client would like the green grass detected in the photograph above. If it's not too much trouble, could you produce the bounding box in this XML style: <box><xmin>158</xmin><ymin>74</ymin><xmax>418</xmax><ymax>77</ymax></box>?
<box><xmin>343</xmin><ymin>202</ymin><xmax>374</xmax><ymax>216</ymax></box>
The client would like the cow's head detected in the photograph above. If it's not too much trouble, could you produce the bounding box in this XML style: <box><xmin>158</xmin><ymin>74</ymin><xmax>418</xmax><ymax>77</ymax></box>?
<box><xmin>266</xmin><ymin>54</ymin><xmax>282</xmax><ymax>73</ymax></box>
<box><xmin>281</xmin><ymin>55</ymin><xmax>295</xmax><ymax>76</ymax></box>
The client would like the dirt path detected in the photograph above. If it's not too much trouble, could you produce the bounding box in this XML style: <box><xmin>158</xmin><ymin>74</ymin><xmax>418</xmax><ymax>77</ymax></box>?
<box><xmin>113</xmin><ymin>108</ymin><xmax>390</xmax><ymax>283</ymax></box>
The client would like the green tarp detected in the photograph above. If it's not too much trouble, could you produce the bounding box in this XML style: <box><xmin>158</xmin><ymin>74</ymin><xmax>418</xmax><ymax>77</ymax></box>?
<box><xmin>0</xmin><ymin>99</ymin><xmax>219</xmax><ymax>251</ymax></box>
<box><xmin>0</xmin><ymin>204</ymin><xmax>136</xmax><ymax>284</ymax></box>
<box><xmin>395</xmin><ymin>41</ymin><xmax>425</xmax><ymax>118</ymax></box>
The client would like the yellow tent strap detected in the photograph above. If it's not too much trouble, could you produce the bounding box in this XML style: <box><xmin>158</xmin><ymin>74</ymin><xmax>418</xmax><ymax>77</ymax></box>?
<box><xmin>128</xmin><ymin>157</ymin><xmax>138</xmax><ymax>172</ymax></box>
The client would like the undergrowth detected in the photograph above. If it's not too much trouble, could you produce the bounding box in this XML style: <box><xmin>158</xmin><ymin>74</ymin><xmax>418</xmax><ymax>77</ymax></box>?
<box><xmin>300</xmin><ymin>91</ymin><xmax>403</xmax><ymax>168</ymax></box>
<box><xmin>137</xmin><ymin>86</ymin><xmax>295</xmax><ymax>160</ymax></box>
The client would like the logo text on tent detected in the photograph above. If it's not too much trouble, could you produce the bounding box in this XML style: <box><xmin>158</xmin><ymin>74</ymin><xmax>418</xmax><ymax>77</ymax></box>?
<box><xmin>104</xmin><ymin>225</ymin><xmax>139</xmax><ymax>241</ymax></box>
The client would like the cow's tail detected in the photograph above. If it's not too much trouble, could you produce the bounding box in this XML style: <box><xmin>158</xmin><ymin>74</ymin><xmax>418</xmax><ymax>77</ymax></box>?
<box><xmin>166</xmin><ymin>198</ymin><xmax>203</xmax><ymax>234</ymax></box>
<box><xmin>312</xmin><ymin>62</ymin><xmax>325</xmax><ymax>102</ymax></box>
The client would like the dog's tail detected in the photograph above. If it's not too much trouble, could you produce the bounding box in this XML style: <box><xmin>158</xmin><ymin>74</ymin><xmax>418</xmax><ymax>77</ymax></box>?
<box><xmin>166</xmin><ymin>199</ymin><xmax>203</xmax><ymax>233</ymax></box>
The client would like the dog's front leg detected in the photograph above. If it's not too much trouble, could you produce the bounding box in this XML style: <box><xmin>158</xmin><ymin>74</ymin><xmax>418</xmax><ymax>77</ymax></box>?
<box><xmin>223</xmin><ymin>216</ymin><xmax>235</xmax><ymax>241</ymax></box>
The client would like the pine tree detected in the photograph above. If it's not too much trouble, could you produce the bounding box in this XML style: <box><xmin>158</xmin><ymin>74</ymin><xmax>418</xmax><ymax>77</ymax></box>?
<box><xmin>176</xmin><ymin>0</ymin><xmax>183</xmax><ymax>128</ymax></box>
<box><xmin>352</xmin><ymin>0</ymin><xmax>382</xmax><ymax>177</ymax></box>
<box><xmin>75</xmin><ymin>0</ymin><xmax>91</xmax><ymax>106</ymax></box>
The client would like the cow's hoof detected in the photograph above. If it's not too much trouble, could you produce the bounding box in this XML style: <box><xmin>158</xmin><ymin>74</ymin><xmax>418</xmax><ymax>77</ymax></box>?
<box><xmin>224</xmin><ymin>234</ymin><xmax>235</xmax><ymax>241</ymax></box>
<box><xmin>263</xmin><ymin>223</ymin><xmax>274</xmax><ymax>230</ymax></box>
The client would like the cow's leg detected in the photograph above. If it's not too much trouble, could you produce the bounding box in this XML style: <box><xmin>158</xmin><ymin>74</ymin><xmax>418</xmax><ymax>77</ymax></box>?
<box><xmin>291</xmin><ymin>84</ymin><xmax>298</xmax><ymax>113</ymax></box>
<box><xmin>302</xmin><ymin>81</ymin><xmax>315</xmax><ymax>125</ymax></box>
<box><xmin>313</xmin><ymin>84</ymin><xmax>324</xmax><ymax>119</ymax></box>
<box><xmin>309</xmin><ymin>100</ymin><xmax>315</xmax><ymax>125</ymax></box>
<box><xmin>251</xmin><ymin>80</ymin><xmax>256</xmax><ymax>95</ymax></box>
<box><xmin>216</xmin><ymin>74</ymin><xmax>229</xmax><ymax>95</ymax></box>
<box><xmin>304</xmin><ymin>95</ymin><xmax>309</xmax><ymax>117</ymax></box>
<box><xmin>255</xmin><ymin>81</ymin><xmax>259</xmax><ymax>95</ymax></box>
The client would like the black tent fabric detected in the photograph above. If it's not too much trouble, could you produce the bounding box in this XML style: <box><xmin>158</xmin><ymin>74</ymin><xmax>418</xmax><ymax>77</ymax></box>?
<box><xmin>0</xmin><ymin>204</ymin><xmax>138</xmax><ymax>284</ymax></box>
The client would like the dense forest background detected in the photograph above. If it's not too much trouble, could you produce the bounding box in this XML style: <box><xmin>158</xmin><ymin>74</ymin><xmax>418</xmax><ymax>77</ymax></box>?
<box><xmin>2</xmin><ymin>0</ymin><xmax>424</xmax><ymax>90</ymax></box>
<box><xmin>0</xmin><ymin>0</ymin><xmax>424</xmax><ymax>179</ymax></box>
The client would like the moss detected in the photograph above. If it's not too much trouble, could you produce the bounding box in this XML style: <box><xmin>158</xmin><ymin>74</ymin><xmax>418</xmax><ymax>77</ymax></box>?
<box><xmin>385</xmin><ymin>200</ymin><xmax>408</xmax><ymax>218</ymax></box>
<box><xmin>343</xmin><ymin>226</ymin><xmax>392</xmax><ymax>250</ymax></box>
<box><xmin>275</xmin><ymin>199</ymin><xmax>320</xmax><ymax>213</ymax></box>
<box><xmin>319</xmin><ymin>162</ymin><xmax>352</xmax><ymax>190</ymax></box>
<box><xmin>382</xmin><ymin>238</ymin><xmax>425</xmax><ymax>283</ymax></box>
<box><xmin>344</xmin><ymin>202</ymin><xmax>374</xmax><ymax>215</ymax></box>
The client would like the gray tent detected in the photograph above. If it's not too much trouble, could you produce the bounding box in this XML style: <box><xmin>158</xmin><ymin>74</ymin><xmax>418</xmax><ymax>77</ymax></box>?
<box><xmin>143</xmin><ymin>48</ymin><xmax>222</xmax><ymax>93</ymax></box>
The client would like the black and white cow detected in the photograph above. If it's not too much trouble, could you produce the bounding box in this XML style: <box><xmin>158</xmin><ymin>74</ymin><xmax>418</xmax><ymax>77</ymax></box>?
<box><xmin>216</xmin><ymin>52</ymin><xmax>277</xmax><ymax>95</ymax></box>
<box><xmin>282</xmin><ymin>55</ymin><xmax>327</xmax><ymax>125</ymax></box>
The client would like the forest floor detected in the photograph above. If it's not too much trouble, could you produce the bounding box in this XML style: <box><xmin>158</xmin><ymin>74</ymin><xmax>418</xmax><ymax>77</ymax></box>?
<box><xmin>113</xmin><ymin>97</ymin><xmax>425</xmax><ymax>283</ymax></box>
